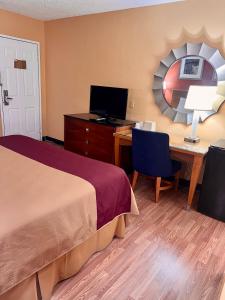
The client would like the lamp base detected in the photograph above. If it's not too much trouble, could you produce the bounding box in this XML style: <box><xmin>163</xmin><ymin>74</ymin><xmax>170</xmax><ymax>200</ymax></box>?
<box><xmin>184</xmin><ymin>136</ymin><xmax>200</xmax><ymax>143</ymax></box>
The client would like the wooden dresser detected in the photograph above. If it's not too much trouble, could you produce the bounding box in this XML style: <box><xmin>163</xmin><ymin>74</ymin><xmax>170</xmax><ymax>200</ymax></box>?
<box><xmin>64</xmin><ymin>113</ymin><xmax>134</xmax><ymax>163</ymax></box>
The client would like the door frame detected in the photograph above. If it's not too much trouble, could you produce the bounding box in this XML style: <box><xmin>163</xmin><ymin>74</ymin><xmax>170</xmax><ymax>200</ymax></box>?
<box><xmin>0</xmin><ymin>34</ymin><xmax>42</xmax><ymax>138</ymax></box>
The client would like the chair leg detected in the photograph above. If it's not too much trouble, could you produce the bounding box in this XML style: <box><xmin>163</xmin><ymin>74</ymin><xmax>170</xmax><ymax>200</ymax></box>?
<box><xmin>131</xmin><ymin>171</ymin><xmax>139</xmax><ymax>190</ymax></box>
<box><xmin>155</xmin><ymin>177</ymin><xmax>161</xmax><ymax>203</ymax></box>
<box><xmin>174</xmin><ymin>171</ymin><xmax>180</xmax><ymax>191</ymax></box>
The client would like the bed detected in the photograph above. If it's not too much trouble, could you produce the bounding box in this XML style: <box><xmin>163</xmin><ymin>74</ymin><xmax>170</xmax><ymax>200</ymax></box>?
<box><xmin>0</xmin><ymin>135</ymin><xmax>138</xmax><ymax>300</ymax></box>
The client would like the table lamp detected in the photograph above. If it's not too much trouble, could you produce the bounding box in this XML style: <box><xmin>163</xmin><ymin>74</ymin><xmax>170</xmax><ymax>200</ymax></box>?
<box><xmin>184</xmin><ymin>85</ymin><xmax>218</xmax><ymax>143</ymax></box>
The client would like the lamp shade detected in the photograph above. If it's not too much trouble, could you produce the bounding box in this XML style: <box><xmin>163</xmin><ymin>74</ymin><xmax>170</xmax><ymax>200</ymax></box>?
<box><xmin>185</xmin><ymin>85</ymin><xmax>218</xmax><ymax>111</ymax></box>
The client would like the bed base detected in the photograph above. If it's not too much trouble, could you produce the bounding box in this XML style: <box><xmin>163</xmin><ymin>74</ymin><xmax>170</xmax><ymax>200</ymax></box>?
<box><xmin>1</xmin><ymin>215</ymin><xmax>126</xmax><ymax>300</ymax></box>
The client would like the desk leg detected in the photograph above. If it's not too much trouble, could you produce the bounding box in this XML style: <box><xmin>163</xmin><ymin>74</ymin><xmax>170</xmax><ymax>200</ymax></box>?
<box><xmin>114</xmin><ymin>136</ymin><xmax>121</xmax><ymax>166</ymax></box>
<box><xmin>186</xmin><ymin>155</ymin><xmax>204</xmax><ymax>209</ymax></box>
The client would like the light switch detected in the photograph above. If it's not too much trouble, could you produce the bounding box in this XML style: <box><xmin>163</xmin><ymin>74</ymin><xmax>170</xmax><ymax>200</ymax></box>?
<box><xmin>129</xmin><ymin>101</ymin><xmax>135</xmax><ymax>109</ymax></box>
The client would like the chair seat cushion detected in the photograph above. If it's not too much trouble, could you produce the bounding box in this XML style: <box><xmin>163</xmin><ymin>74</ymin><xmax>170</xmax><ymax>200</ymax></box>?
<box><xmin>172</xmin><ymin>159</ymin><xmax>182</xmax><ymax>174</ymax></box>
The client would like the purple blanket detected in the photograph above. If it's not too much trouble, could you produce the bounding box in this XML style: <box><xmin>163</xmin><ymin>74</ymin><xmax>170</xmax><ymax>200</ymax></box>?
<box><xmin>0</xmin><ymin>135</ymin><xmax>131</xmax><ymax>229</ymax></box>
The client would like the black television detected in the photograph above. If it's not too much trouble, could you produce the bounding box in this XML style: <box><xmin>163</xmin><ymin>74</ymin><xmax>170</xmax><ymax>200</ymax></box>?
<box><xmin>89</xmin><ymin>85</ymin><xmax>128</xmax><ymax>120</ymax></box>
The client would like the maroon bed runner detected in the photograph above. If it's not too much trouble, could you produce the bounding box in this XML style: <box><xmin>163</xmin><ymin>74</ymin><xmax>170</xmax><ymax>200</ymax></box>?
<box><xmin>0</xmin><ymin>135</ymin><xmax>131</xmax><ymax>229</ymax></box>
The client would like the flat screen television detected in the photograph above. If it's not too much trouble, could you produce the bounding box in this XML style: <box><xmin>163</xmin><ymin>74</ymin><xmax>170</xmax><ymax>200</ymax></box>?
<box><xmin>89</xmin><ymin>85</ymin><xmax>128</xmax><ymax>120</ymax></box>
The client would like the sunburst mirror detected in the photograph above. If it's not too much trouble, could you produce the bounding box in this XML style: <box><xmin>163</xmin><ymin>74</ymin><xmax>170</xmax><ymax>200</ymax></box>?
<box><xmin>153</xmin><ymin>43</ymin><xmax>225</xmax><ymax>124</ymax></box>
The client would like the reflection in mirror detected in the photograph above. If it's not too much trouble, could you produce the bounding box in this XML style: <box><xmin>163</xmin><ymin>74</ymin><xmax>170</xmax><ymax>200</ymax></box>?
<box><xmin>163</xmin><ymin>56</ymin><xmax>217</xmax><ymax>111</ymax></box>
<box><xmin>153</xmin><ymin>43</ymin><xmax>225</xmax><ymax>124</ymax></box>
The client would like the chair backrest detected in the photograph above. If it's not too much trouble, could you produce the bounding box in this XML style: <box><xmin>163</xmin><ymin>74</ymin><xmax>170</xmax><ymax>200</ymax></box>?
<box><xmin>132</xmin><ymin>128</ymin><xmax>173</xmax><ymax>177</ymax></box>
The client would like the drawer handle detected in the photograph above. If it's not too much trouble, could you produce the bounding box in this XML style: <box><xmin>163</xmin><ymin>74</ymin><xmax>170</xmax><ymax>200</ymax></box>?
<box><xmin>85</xmin><ymin>151</ymin><xmax>88</xmax><ymax>156</ymax></box>
<box><xmin>85</xmin><ymin>140</ymin><xmax>89</xmax><ymax>144</ymax></box>
<box><xmin>85</xmin><ymin>128</ymin><xmax>89</xmax><ymax>132</ymax></box>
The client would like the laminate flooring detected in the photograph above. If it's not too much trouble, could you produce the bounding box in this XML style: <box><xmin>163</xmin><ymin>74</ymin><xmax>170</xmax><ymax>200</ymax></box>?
<box><xmin>52</xmin><ymin>176</ymin><xmax>225</xmax><ymax>300</ymax></box>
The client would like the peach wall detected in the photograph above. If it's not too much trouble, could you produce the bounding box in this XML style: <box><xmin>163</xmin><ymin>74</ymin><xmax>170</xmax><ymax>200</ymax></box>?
<box><xmin>45</xmin><ymin>0</ymin><xmax>225</xmax><ymax>142</ymax></box>
<box><xmin>0</xmin><ymin>9</ymin><xmax>46</xmax><ymax>136</ymax></box>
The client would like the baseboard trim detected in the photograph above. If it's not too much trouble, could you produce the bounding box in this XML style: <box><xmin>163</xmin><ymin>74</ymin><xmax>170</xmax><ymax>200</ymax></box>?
<box><xmin>42</xmin><ymin>136</ymin><xmax>64</xmax><ymax>146</ymax></box>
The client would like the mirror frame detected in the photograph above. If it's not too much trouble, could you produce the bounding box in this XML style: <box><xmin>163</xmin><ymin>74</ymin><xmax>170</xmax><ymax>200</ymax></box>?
<box><xmin>153</xmin><ymin>42</ymin><xmax>225</xmax><ymax>124</ymax></box>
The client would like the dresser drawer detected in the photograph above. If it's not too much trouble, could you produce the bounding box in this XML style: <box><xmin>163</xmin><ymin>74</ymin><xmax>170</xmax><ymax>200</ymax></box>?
<box><xmin>64</xmin><ymin>114</ymin><xmax>133</xmax><ymax>164</ymax></box>
<box><xmin>65</xmin><ymin>129</ymin><xmax>114</xmax><ymax>149</ymax></box>
<box><xmin>65</xmin><ymin>118</ymin><xmax>114</xmax><ymax>146</ymax></box>
<box><xmin>65</xmin><ymin>140</ymin><xmax>112</xmax><ymax>162</ymax></box>
<box><xmin>65</xmin><ymin>137</ymin><xmax>113</xmax><ymax>159</ymax></box>
<box><xmin>65</xmin><ymin>117</ymin><xmax>91</xmax><ymax>133</ymax></box>
<box><xmin>65</xmin><ymin>117</ymin><xmax>115</xmax><ymax>137</ymax></box>
<box><xmin>88</xmin><ymin>144</ymin><xmax>113</xmax><ymax>163</ymax></box>
<box><xmin>64</xmin><ymin>139</ymin><xmax>87</xmax><ymax>155</ymax></box>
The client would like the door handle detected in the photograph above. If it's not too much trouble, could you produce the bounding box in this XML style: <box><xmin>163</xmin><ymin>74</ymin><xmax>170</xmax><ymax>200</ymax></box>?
<box><xmin>3</xmin><ymin>90</ymin><xmax>13</xmax><ymax>106</ymax></box>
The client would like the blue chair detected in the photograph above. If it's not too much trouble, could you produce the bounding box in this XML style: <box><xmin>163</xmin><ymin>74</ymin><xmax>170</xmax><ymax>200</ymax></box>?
<box><xmin>132</xmin><ymin>128</ymin><xmax>182</xmax><ymax>202</ymax></box>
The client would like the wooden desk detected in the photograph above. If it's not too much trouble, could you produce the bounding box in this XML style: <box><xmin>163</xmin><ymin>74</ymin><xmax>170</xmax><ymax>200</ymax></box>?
<box><xmin>114</xmin><ymin>130</ymin><xmax>210</xmax><ymax>209</ymax></box>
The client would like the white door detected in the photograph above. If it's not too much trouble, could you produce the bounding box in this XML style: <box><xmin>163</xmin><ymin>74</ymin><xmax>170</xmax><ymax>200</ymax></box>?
<box><xmin>0</xmin><ymin>36</ymin><xmax>41</xmax><ymax>140</ymax></box>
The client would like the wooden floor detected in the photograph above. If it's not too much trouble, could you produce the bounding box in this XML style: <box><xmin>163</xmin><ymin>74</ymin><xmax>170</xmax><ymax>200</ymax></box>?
<box><xmin>52</xmin><ymin>176</ymin><xmax>225</xmax><ymax>300</ymax></box>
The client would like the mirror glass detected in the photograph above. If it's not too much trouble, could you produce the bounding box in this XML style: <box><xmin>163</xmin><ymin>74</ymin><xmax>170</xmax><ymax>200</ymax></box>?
<box><xmin>163</xmin><ymin>56</ymin><xmax>217</xmax><ymax>111</ymax></box>
<box><xmin>153</xmin><ymin>43</ymin><xmax>225</xmax><ymax>124</ymax></box>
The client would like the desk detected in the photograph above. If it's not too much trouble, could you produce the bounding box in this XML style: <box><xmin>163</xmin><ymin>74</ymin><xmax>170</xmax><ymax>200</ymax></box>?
<box><xmin>114</xmin><ymin>130</ymin><xmax>210</xmax><ymax>208</ymax></box>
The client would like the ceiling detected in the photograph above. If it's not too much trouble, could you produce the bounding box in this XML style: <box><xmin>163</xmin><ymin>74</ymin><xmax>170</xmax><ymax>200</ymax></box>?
<box><xmin>0</xmin><ymin>0</ymin><xmax>183</xmax><ymax>21</ymax></box>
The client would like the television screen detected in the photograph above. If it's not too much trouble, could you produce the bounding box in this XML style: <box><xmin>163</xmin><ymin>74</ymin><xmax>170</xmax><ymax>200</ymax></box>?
<box><xmin>89</xmin><ymin>85</ymin><xmax>128</xmax><ymax>120</ymax></box>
